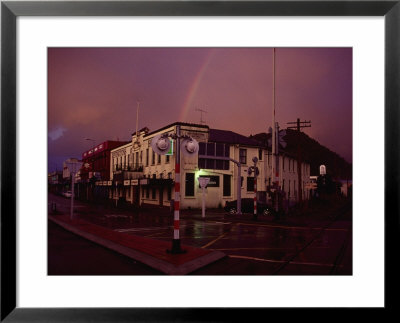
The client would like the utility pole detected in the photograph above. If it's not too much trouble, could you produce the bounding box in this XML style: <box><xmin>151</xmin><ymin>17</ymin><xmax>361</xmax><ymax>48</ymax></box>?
<box><xmin>195</xmin><ymin>107</ymin><xmax>207</xmax><ymax>125</ymax></box>
<box><xmin>287</xmin><ymin>118</ymin><xmax>311</xmax><ymax>203</ymax></box>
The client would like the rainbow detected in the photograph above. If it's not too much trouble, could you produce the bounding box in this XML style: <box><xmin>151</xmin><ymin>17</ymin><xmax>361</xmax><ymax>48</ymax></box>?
<box><xmin>178</xmin><ymin>49</ymin><xmax>215</xmax><ymax>122</ymax></box>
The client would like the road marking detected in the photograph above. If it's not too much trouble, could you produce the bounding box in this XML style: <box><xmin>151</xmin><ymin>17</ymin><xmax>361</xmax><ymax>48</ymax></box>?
<box><xmin>141</xmin><ymin>235</ymin><xmax>229</xmax><ymax>239</ymax></box>
<box><xmin>201</xmin><ymin>232</ymin><xmax>228</xmax><ymax>248</ymax></box>
<box><xmin>235</xmin><ymin>222</ymin><xmax>348</xmax><ymax>232</ymax></box>
<box><xmin>229</xmin><ymin>255</ymin><xmax>284</xmax><ymax>263</ymax></box>
<box><xmin>115</xmin><ymin>227</ymin><xmax>170</xmax><ymax>232</ymax></box>
<box><xmin>212</xmin><ymin>247</ymin><xmax>295</xmax><ymax>251</ymax></box>
<box><xmin>229</xmin><ymin>255</ymin><xmax>336</xmax><ymax>267</ymax></box>
<box><xmin>145</xmin><ymin>232</ymin><xmax>166</xmax><ymax>238</ymax></box>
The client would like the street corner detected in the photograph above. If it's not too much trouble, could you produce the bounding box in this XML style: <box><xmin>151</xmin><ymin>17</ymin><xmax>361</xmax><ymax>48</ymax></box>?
<box><xmin>48</xmin><ymin>214</ymin><xmax>226</xmax><ymax>275</ymax></box>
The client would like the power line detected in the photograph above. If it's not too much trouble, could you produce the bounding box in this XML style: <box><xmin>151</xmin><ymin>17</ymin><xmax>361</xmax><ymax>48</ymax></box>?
<box><xmin>287</xmin><ymin>118</ymin><xmax>311</xmax><ymax>203</ymax></box>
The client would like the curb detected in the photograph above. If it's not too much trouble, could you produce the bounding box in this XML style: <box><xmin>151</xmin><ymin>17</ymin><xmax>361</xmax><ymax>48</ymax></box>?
<box><xmin>49</xmin><ymin>216</ymin><xmax>226</xmax><ymax>275</ymax></box>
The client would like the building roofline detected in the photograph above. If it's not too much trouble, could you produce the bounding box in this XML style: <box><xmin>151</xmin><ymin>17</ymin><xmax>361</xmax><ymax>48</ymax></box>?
<box><xmin>143</xmin><ymin>122</ymin><xmax>209</xmax><ymax>138</ymax></box>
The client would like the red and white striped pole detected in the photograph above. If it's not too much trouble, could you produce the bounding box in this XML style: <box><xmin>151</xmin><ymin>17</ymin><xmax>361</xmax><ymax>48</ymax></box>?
<box><xmin>272</xmin><ymin>48</ymin><xmax>280</xmax><ymax>213</ymax></box>
<box><xmin>253</xmin><ymin>174</ymin><xmax>257</xmax><ymax>220</ymax></box>
<box><xmin>168</xmin><ymin>124</ymin><xmax>185</xmax><ymax>254</ymax></box>
<box><xmin>274</xmin><ymin>122</ymin><xmax>280</xmax><ymax>212</ymax></box>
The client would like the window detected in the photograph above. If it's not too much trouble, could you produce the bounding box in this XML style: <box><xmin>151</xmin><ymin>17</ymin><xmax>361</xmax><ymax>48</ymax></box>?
<box><xmin>185</xmin><ymin>173</ymin><xmax>195</xmax><ymax>197</ymax></box>
<box><xmin>199</xmin><ymin>142</ymin><xmax>206</xmax><ymax>155</ymax></box>
<box><xmin>282</xmin><ymin>157</ymin><xmax>285</xmax><ymax>171</ymax></box>
<box><xmin>239</xmin><ymin>148</ymin><xmax>247</xmax><ymax>164</ymax></box>
<box><xmin>152</xmin><ymin>150</ymin><xmax>155</xmax><ymax>165</ymax></box>
<box><xmin>223</xmin><ymin>174</ymin><xmax>231</xmax><ymax>197</ymax></box>
<box><xmin>167</xmin><ymin>186</ymin><xmax>172</xmax><ymax>200</ymax></box>
<box><xmin>146</xmin><ymin>188</ymin><xmax>149</xmax><ymax>199</ymax></box>
<box><xmin>241</xmin><ymin>176</ymin><xmax>244</xmax><ymax>188</ymax></box>
<box><xmin>247</xmin><ymin>177</ymin><xmax>254</xmax><ymax>191</ymax></box>
<box><xmin>224</xmin><ymin>145</ymin><xmax>229</xmax><ymax>157</ymax></box>
<box><xmin>207</xmin><ymin>143</ymin><xmax>215</xmax><ymax>156</ymax></box>
<box><xmin>258</xmin><ymin>149</ymin><xmax>263</xmax><ymax>161</ymax></box>
<box><xmin>166</xmin><ymin>154</ymin><xmax>170</xmax><ymax>163</ymax></box>
<box><xmin>142</xmin><ymin>187</ymin><xmax>144</xmax><ymax>198</ymax></box>
<box><xmin>198</xmin><ymin>142</ymin><xmax>230</xmax><ymax>170</ymax></box>
<box><xmin>152</xmin><ymin>188</ymin><xmax>156</xmax><ymax>199</ymax></box>
<box><xmin>146</xmin><ymin>149</ymin><xmax>149</xmax><ymax>166</ymax></box>
<box><xmin>216</xmin><ymin>143</ymin><xmax>224</xmax><ymax>157</ymax></box>
<box><xmin>157</xmin><ymin>153</ymin><xmax>161</xmax><ymax>164</ymax></box>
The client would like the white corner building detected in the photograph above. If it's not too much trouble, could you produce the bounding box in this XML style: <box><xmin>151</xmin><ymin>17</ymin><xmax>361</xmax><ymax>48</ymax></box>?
<box><xmin>109</xmin><ymin>122</ymin><xmax>311</xmax><ymax>209</ymax></box>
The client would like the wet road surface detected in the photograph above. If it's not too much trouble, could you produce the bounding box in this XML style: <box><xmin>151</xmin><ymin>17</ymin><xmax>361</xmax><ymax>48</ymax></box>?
<box><xmin>48</xmin><ymin>193</ymin><xmax>352</xmax><ymax>275</ymax></box>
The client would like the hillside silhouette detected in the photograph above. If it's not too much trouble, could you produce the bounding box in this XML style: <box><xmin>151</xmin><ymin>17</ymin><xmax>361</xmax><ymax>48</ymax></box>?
<box><xmin>250</xmin><ymin>129</ymin><xmax>352</xmax><ymax>180</ymax></box>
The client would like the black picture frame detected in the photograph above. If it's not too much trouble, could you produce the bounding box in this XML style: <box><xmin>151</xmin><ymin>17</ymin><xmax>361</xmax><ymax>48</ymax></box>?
<box><xmin>1</xmin><ymin>1</ymin><xmax>399</xmax><ymax>321</ymax></box>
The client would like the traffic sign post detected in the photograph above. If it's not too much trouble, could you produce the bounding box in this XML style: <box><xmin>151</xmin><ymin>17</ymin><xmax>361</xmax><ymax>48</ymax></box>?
<box><xmin>251</xmin><ymin>157</ymin><xmax>259</xmax><ymax>220</ymax></box>
<box><xmin>198</xmin><ymin>177</ymin><xmax>210</xmax><ymax>219</ymax></box>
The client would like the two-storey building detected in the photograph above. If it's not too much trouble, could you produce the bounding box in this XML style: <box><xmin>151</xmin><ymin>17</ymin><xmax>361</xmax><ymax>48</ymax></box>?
<box><xmin>109</xmin><ymin>122</ymin><xmax>311</xmax><ymax>210</ymax></box>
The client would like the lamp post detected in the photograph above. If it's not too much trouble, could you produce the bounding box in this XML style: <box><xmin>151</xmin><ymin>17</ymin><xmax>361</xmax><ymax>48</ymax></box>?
<box><xmin>151</xmin><ymin>125</ymin><xmax>199</xmax><ymax>254</ymax></box>
<box><xmin>66</xmin><ymin>160</ymin><xmax>83</xmax><ymax>220</ymax></box>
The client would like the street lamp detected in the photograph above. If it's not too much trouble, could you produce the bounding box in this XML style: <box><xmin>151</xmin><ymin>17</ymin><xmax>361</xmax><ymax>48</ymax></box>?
<box><xmin>65</xmin><ymin>160</ymin><xmax>83</xmax><ymax>220</ymax></box>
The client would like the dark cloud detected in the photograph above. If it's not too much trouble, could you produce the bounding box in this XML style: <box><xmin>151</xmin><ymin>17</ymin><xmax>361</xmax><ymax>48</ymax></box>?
<box><xmin>48</xmin><ymin>47</ymin><xmax>352</xmax><ymax>172</ymax></box>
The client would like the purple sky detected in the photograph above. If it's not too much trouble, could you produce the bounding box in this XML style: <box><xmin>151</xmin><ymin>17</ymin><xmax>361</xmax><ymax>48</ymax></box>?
<box><xmin>48</xmin><ymin>47</ymin><xmax>352</xmax><ymax>172</ymax></box>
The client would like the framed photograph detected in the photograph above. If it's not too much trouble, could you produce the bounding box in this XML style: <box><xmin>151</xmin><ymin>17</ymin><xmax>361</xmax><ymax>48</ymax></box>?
<box><xmin>2</xmin><ymin>0</ymin><xmax>399</xmax><ymax>321</ymax></box>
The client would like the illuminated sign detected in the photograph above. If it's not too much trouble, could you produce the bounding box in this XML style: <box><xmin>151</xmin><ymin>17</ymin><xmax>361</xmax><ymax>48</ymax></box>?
<box><xmin>166</xmin><ymin>139</ymin><xmax>174</xmax><ymax>156</ymax></box>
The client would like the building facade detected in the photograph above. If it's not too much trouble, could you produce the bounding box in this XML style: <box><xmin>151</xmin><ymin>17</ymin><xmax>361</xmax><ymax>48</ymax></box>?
<box><xmin>109</xmin><ymin>122</ymin><xmax>311</xmax><ymax>210</ymax></box>
<box><xmin>79</xmin><ymin>140</ymin><xmax>129</xmax><ymax>201</ymax></box>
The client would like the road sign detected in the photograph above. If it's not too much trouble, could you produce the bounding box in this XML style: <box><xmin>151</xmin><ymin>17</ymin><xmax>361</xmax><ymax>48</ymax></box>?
<box><xmin>198</xmin><ymin>177</ymin><xmax>210</xmax><ymax>188</ymax></box>
<box><xmin>247</xmin><ymin>166</ymin><xmax>259</xmax><ymax>176</ymax></box>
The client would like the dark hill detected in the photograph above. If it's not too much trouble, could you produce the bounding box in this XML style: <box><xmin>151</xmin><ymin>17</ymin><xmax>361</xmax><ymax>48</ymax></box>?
<box><xmin>250</xmin><ymin>129</ymin><xmax>352</xmax><ymax>180</ymax></box>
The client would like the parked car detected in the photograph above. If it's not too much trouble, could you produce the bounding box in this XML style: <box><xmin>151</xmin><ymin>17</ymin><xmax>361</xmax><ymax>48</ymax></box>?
<box><xmin>224</xmin><ymin>198</ymin><xmax>275</xmax><ymax>216</ymax></box>
<box><xmin>63</xmin><ymin>191</ymin><xmax>73</xmax><ymax>198</ymax></box>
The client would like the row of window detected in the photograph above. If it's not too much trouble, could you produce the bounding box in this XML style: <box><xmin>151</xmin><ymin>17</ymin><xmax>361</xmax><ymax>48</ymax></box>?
<box><xmin>141</xmin><ymin>186</ymin><xmax>173</xmax><ymax>200</ymax></box>
<box><xmin>113</xmin><ymin>143</ymin><xmax>309</xmax><ymax>177</ymax></box>
<box><xmin>113</xmin><ymin>148</ymin><xmax>171</xmax><ymax>171</ymax></box>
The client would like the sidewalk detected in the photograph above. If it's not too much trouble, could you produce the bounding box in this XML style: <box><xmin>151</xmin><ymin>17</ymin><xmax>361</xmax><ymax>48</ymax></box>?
<box><xmin>49</xmin><ymin>214</ymin><xmax>225</xmax><ymax>275</ymax></box>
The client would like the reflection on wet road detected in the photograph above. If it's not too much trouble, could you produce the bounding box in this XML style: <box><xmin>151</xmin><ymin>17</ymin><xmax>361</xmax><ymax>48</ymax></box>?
<box><xmin>111</xmin><ymin>217</ymin><xmax>351</xmax><ymax>275</ymax></box>
<box><xmin>49</xmin><ymin>193</ymin><xmax>352</xmax><ymax>275</ymax></box>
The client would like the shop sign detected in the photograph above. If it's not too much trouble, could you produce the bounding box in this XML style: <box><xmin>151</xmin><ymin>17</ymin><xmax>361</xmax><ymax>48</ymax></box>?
<box><xmin>124</xmin><ymin>180</ymin><xmax>130</xmax><ymax>186</ymax></box>
<box><xmin>107</xmin><ymin>181</ymin><xmax>112</xmax><ymax>186</ymax></box>
<box><xmin>131</xmin><ymin>179</ymin><xmax>139</xmax><ymax>186</ymax></box>
<box><xmin>140</xmin><ymin>179</ymin><xmax>149</xmax><ymax>185</ymax></box>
